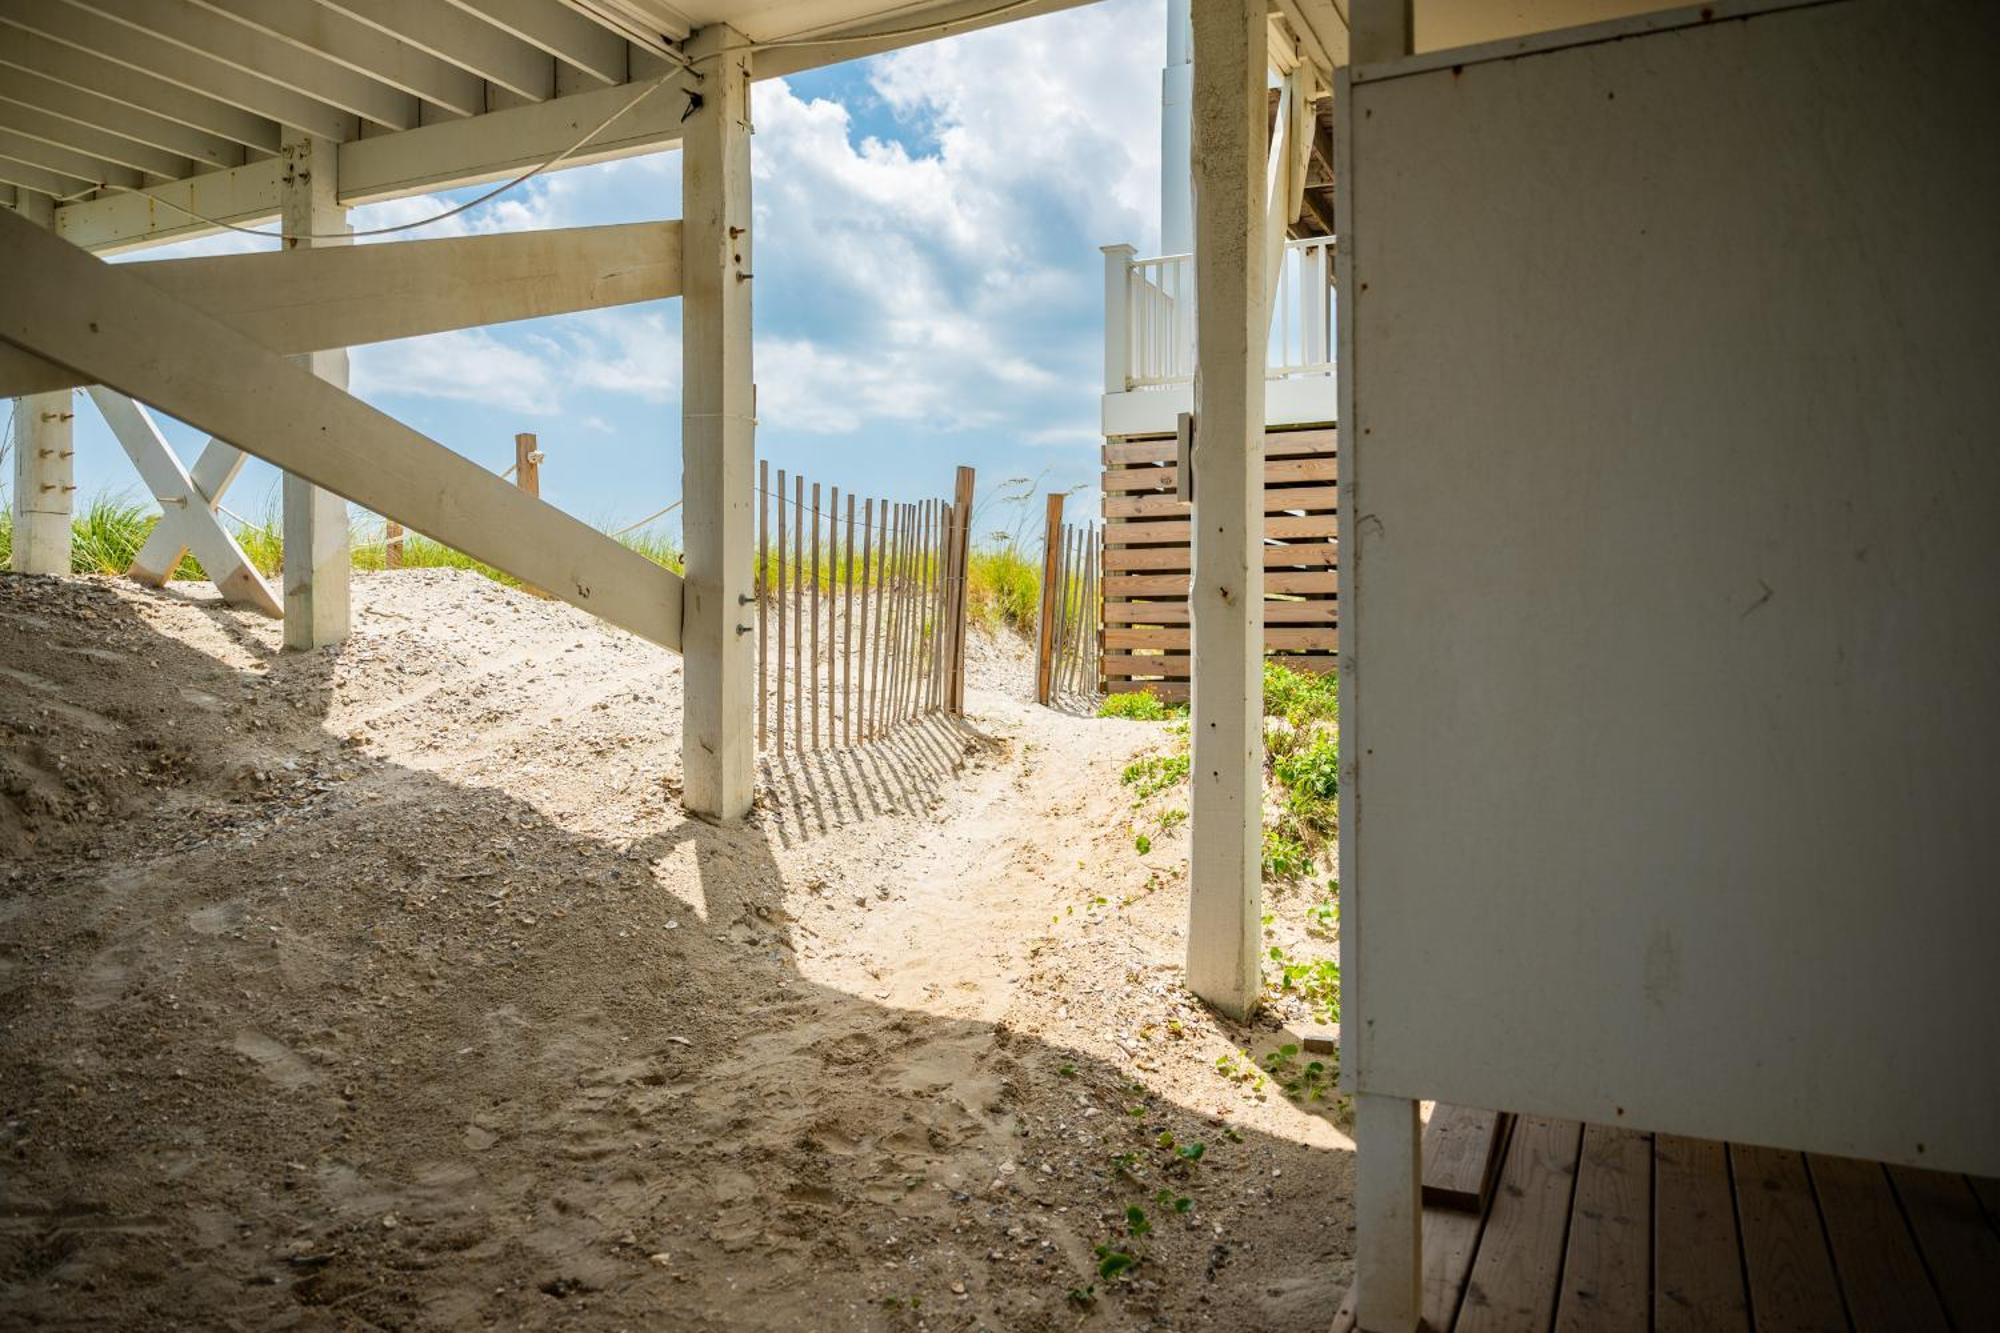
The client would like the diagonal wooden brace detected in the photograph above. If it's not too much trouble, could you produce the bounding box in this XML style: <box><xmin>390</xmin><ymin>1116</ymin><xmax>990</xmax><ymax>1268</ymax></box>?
<box><xmin>87</xmin><ymin>388</ymin><xmax>280</xmax><ymax>616</ymax></box>
<box><xmin>0</xmin><ymin>207</ymin><xmax>684</xmax><ymax>652</ymax></box>
<box><xmin>0</xmin><ymin>221</ymin><xmax>682</xmax><ymax>398</ymax></box>
<box><xmin>129</xmin><ymin>436</ymin><xmax>250</xmax><ymax>588</ymax></box>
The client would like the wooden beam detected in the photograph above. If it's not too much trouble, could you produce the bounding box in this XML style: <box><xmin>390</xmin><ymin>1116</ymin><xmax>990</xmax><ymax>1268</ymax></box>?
<box><xmin>677</xmin><ymin>24</ymin><xmax>753</xmax><ymax>819</ymax></box>
<box><xmin>279</xmin><ymin>130</ymin><xmax>352</xmax><ymax>651</ymax></box>
<box><xmin>62</xmin><ymin>0</ymin><xmax>420</xmax><ymax>130</ymax></box>
<box><xmin>442</xmin><ymin>0</ymin><xmax>626</xmax><ymax>85</ymax></box>
<box><xmin>130</xmin><ymin>436</ymin><xmax>250</xmax><ymax>585</ymax></box>
<box><xmin>86</xmin><ymin>389</ymin><xmax>279</xmax><ymax>616</ymax></box>
<box><xmin>8</xmin><ymin>188</ymin><xmax>68</xmax><ymax>575</ymax></box>
<box><xmin>0</xmin><ymin>0</ymin><xmax>359</xmax><ymax>142</ymax></box>
<box><xmin>0</xmin><ymin>221</ymin><xmax>684</xmax><ymax>397</ymax></box>
<box><xmin>189</xmin><ymin>0</ymin><xmax>486</xmax><ymax>118</ymax></box>
<box><xmin>311</xmin><ymin>0</ymin><xmax>557</xmax><ymax>101</ymax></box>
<box><xmin>0</xmin><ymin>201</ymin><xmax>683</xmax><ymax>650</ymax></box>
<box><xmin>0</xmin><ymin>24</ymin><xmax>280</xmax><ymax>154</ymax></box>
<box><xmin>54</xmin><ymin>73</ymin><xmax>693</xmax><ymax>253</ymax></box>
<box><xmin>1185</xmin><ymin>0</ymin><xmax>1266</xmax><ymax>1019</ymax></box>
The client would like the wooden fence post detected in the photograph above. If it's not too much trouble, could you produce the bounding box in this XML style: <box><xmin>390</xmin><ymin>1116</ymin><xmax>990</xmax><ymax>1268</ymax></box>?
<box><xmin>384</xmin><ymin>519</ymin><xmax>403</xmax><ymax>569</ymax></box>
<box><xmin>514</xmin><ymin>432</ymin><xmax>540</xmax><ymax>498</ymax></box>
<box><xmin>948</xmin><ymin>466</ymin><xmax>975</xmax><ymax>714</ymax></box>
<box><xmin>1035</xmin><ymin>492</ymin><xmax>1065</xmax><ymax>705</ymax></box>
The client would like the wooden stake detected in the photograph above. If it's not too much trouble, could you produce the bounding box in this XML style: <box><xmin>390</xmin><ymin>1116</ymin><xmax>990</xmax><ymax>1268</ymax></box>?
<box><xmin>757</xmin><ymin>457</ymin><xmax>768</xmax><ymax>750</ymax></box>
<box><xmin>810</xmin><ymin>480</ymin><xmax>822</xmax><ymax>750</ymax></box>
<box><xmin>859</xmin><ymin>497</ymin><xmax>875</xmax><ymax>741</ymax></box>
<box><xmin>1035</xmin><ymin>492</ymin><xmax>1065</xmax><ymax>704</ymax></box>
<box><xmin>384</xmin><ymin>519</ymin><xmax>403</xmax><ymax>569</ymax></box>
<box><xmin>793</xmin><ymin>472</ymin><xmax>805</xmax><ymax>756</ymax></box>
<box><xmin>514</xmin><ymin>432</ymin><xmax>540</xmax><ymax>498</ymax></box>
<box><xmin>774</xmin><ymin>467</ymin><xmax>787</xmax><ymax>759</ymax></box>
<box><xmin>948</xmin><ymin>466</ymin><xmax>976</xmax><ymax>714</ymax></box>
<box><xmin>844</xmin><ymin>492</ymin><xmax>856</xmax><ymax>746</ymax></box>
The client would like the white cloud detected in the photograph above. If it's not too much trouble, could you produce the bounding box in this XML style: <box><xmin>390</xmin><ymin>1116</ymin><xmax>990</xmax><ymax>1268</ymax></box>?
<box><xmin>350</xmin><ymin>328</ymin><xmax>560</xmax><ymax>415</ymax></box>
<box><xmin>335</xmin><ymin>0</ymin><xmax>1161</xmax><ymax>445</ymax></box>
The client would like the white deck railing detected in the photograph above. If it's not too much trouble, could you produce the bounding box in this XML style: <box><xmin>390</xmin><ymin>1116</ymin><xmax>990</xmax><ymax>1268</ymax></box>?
<box><xmin>1102</xmin><ymin>236</ymin><xmax>1336</xmax><ymax>393</ymax></box>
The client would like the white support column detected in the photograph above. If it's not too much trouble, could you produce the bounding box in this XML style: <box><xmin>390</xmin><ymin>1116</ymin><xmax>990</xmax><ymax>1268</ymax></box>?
<box><xmin>278</xmin><ymin>129</ymin><xmax>351</xmax><ymax>651</ymax></box>
<box><xmin>1346</xmin><ymin>8</ymin><xmax>1419</xmax><ymax>1331</ymax></box>
<box><xmin>1185</xmin><ymin>0</ymin><xmax>1267</xmax><ymax>1019</ymax></box>
<box><xmin>1101</xmin><ymin>243</ymin><xmax>1135</xmax><ymax>394</ymax></box>
<box><xmin>1354</xmin><ymin>1093</ymin><xmax>1423</xmax><ymax>1333</ymax></box>
<box><xmin>679</xmin><ymin>24</ymin><xmax>756</xmax><ymax>822</ymax></box>
<box><xmin>9</xmin><ymin>190</ymin><xmax>72</xmax><ymax>575</ymax></box>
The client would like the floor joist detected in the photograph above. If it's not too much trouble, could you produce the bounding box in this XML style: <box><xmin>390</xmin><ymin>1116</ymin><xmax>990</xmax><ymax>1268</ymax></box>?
<box><xmin>0</xmin><ymin>220</ymin><xmax>682</xmax><ymax>397</ymax></box>
<box><xmin>0</xmin><ymin>206</ymin><xmax>684</xmax><ymax>652</ymax></box>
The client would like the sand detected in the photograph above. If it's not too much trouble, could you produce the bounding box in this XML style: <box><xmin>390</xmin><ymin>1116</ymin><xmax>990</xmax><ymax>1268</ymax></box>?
<box><xmin>0</xmin><ymin>568</ymin><xmax>1353</xmax><ymax>1331</ymax></box>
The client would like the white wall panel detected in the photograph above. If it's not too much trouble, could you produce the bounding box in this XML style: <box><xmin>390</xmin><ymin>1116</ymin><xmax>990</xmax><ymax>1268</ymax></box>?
<box><xmin>1341</xmin><ymin>0</ymin><xmax>2000</xmax><ymax>1174</ymax></box>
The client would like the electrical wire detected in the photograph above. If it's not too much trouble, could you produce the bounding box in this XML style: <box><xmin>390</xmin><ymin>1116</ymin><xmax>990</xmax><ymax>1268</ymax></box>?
<box><xmin>97</xmin><ymin>74</ymin><xmax>677</xmax><ymax>243</ymax></box>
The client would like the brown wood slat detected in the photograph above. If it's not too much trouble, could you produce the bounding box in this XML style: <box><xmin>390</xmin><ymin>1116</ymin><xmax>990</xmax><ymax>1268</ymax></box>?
<box><xmin>1807</xmin><ymin>1154</ymin><xmax>1947</xmax><ymax>1333</ymax></box>
<box><xmin>1104</xmin><ymin>513</ymin><xmax>1337</xmax><ymax>545</ymax></box>
<box><xmin>1103</xmin><ymin>426</ymin><xmax>1335</xmax><ymax>465</ymax></box>
<box><xmin>1554</xmin><ymin>1125</ymin><xmax>1651</xmax><ymax>1333</ymax></box>
<box><xmin>1101</xmin><ymin>455</ymin><xmax>1335</xmax><ymax>492</ymax></box>
<box><xmin>1888</xmin><ymin>1166</ymin><xmax>2000</xmax><ymax>1331</ymax></box>
<box><xmin>1102</xmin><ymin>542</ymin><xmax>1338</xmax><ymax>572</ymax></box>
<box><xmin>1101</xmin><ymin>651</ymin><xmax>1337</xmax><ymax>680</ymax></box>
<box><xmin>1104</xmin><ymin>626</ymin><xmax>1335</xmax><ymax>652</ymax></box>
<box><xmin>1654</xmin><ymin>1135</ymin><xmax>1750</xmax><ymax>1333</ymax></box>
<box><xmin>1730</xmin><ymin>1144</ymin><xmax>1846</xmax><ymax>1333</ymax></box>
<box><xmin>1104</xmin><ymin>600</ymin><xmax>1335</xmax><ymax>626</ymax></box>
<box><xmin>1456</xmin><ymin>1117</ymin><xmax>1585</xmax><ymax>1333</ymax></box>
<box><xmin>1107</xmin><ymin>678</ymin><xmax>1189</xmax><ymax>702</ymax></box>
<box><xmin>1422</xmin><ymin>1105</ymin><xmax>1509</xmax><ymax>1213</ymax></box>
<box><xmin>1100</xmin><ymin>569</ymin><xmax>1337</xmax><ymax>597</ymax></box>
<box><xmin>1104</xmin><ymin>485</ymin><xmax>1339</xmax><ymax>518</ymax></box>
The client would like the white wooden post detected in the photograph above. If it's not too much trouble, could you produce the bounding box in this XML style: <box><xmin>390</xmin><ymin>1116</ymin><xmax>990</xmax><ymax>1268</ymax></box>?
<box><xmin>1346</xmin><ymin>10</ymin><xmax>1418</xmax><ymax>1331</ymax></box>
<box><xmin>279</xmin><ymin>129</ymin><xmax>352</xmax><ymax>650</ymax></box>
<box><xmin>680</xmin><ymin>23</ymin><xmax>756</xmax><ymax>821</ymax></box>
<box><xmin>1354</xmin><ymin>1093</ymin><xmax>1423</xmax><ymax>1333</ymax></box>
<box><xmin>1185</xmin><ymin>0</ymin><xmax>1266</xmax><ymax>1019</ymax></box>
<box><xmin>9</xmin><ymin>190</ymin><xmax>72</xmax><ymax>575</ymax></box>
<box><xmin>1101</xmin><ymin>243</ymin><xmax>1135</xmax><ymax>394</ymax></box>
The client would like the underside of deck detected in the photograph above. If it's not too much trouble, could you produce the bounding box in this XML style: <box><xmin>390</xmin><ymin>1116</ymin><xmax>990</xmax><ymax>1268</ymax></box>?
<box><xmin>1334</xmin><ymin>1115</ymin><xmax>2000</xmax><ymax>1333</ymax></box>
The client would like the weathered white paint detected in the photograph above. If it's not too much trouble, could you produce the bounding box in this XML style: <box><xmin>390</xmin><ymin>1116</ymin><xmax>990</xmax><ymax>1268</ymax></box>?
<box><xmin>1102</xmin><ymin>377</ymin><xmax>1335</xmax><ymax>438</ymax></box>
<box><xmin>1342</xmin><ymin>0</ymin><xmax>2000</xmax><ymax>1174</ymax></box>
<box><xmin>0</xmin><ymin>222</ymin><xmax>684</xmax><ymax>398</ymax></box>
<box><xmin>678</xmin><ymin>23</ymin><xmax>756</xmax><ymax>821</ymax></box>
<box><xmin>128</xmin><ymin>437</ymin><xmax>257</xmax><ymax>596</ymax></box>
<box><xmin>277</xmin><ymin>130</ymin><xmax>354</xmax><ymax>652</ymax></box>
<box><xmin>0</xmin><ymin>207</ymin><xmax>686</xmax><ymax>649</ymax></box>
<box><xmin>1353</xmin><ymin>1093</ymin><xmax>1422</xmax><ymax>1333</ymax></box>
<box><xmin>1159</xmin><ymin>0</ymin><xmax>1193</xmax><ymax>254</ymax></box>
<box><xmin>55</xmin><ymin>74</ymin><xmax>697</xmax><ymax>254</ymax></box>
<box><xmin>7</xmin><ymin>188</ymin><xmax>69</xmax><ymax>576</ymax></box>
<box><xmin>1184</xmin><ymin>0</ymin><xmax>1266</xmax><ymax>1020</ymax></box>
<box><xmin>86</xmin><ymin>389</ymin><xmax>280</xmax><ymax>617</ymax></box>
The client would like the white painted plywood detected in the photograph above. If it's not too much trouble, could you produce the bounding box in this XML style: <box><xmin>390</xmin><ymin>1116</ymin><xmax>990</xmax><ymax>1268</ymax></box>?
<box><xmin>1341</xmin><ymin>0</ymin><xmax>2000</xmax><ymax>1174</ymax></box>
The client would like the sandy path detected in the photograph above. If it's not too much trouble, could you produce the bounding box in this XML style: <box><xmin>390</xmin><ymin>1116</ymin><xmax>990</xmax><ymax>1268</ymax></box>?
<box><xmin>0</xmin><ymin>569</ymin><xmax>1354</xmax><ymax>1331</ymax></box>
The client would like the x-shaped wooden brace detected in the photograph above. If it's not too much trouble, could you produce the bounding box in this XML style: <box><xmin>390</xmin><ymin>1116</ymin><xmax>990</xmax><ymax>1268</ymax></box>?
<box><xmin>85</xmin><ymin>389</ymin><xmax>278</xmax><ymax>616</ymax></box>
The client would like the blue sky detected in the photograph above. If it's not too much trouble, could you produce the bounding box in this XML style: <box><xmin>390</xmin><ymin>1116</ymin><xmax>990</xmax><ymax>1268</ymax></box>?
<box><xmin>59</xmin><ymin>0</ymin><xmax>1165</xmax><ymax>553</ymax></box>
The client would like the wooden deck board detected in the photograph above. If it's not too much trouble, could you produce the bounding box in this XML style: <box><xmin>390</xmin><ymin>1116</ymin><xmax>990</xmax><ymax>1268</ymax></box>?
<box><xmin>1422</xmin><ymin>1105</ymin><xmax>1508</xmax><ymax>1213</ymax></box>
<box><xmin>1454</xmin><ymin>1117</ymin><xmax>1584</xmax><ymax>1333</ymax></box>
<box><xmin>1807</xmin><ymin>1154</ymin><xmax>1947</xmax><ymax>1333</ymax></box>
<box><xmin>1553</xmin><ymin>1124</ymin><xmax>1651</xmax><ymax>1333</ymax></box>
<box><xmin>1888</xmin><ymin>1165</ymin><xmax>2000</xmax><ymax>1332</ymax></box>
<box><xmin>1729</xmin><ymin>1144</ymin><xmax>1846</xmax><ymax>1333</ymax></box>
<box><xmin>1333</xmin><ymin>1126</ymin><xmax>1997</xmax><ymax>1333</ymax></box>
<box><xmin>1653</xmin><ymin>1134</ymin><xmax>1750</xmax><ymax>1333</ymax></box>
